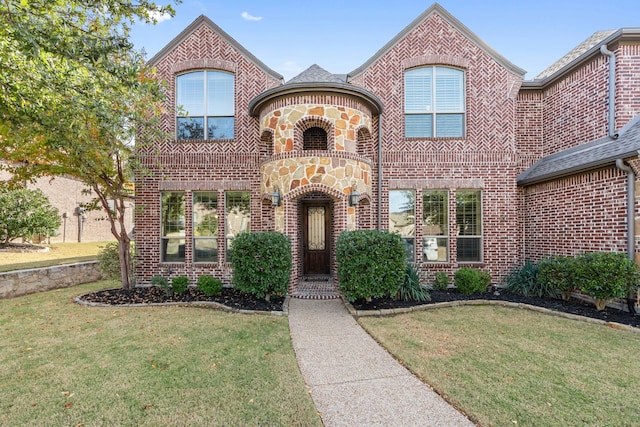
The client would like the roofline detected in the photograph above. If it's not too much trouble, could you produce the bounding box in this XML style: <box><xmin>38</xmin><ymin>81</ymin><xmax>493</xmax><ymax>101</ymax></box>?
<box><xmin>146</xmin><ymin>15</ymin><xmax>284</xmax><ymax>83</ymax></box>
<box><xmin>248</xmin><ymin>82</ymin><xmax>383</xmax><ymax>117</ymax></box>
<box><xmin>521</xmin><ymin>28</ymin><xmax>640</xmax><ymax>90</ymax></box>
<box><xmin>347</xmin><ymin>3</ymin><xmax>526</xmax><ymax>80</ymax></box>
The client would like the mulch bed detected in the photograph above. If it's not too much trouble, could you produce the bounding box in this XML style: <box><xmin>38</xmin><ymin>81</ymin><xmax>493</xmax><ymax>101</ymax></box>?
<box><xmin>77</xmin><ymin>286</ymin><xmax>640</xmax><ymax>329</ymax></box>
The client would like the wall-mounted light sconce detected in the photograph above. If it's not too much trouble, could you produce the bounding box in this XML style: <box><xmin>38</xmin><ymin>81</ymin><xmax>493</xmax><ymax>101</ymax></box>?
<box><xmin>271</xmin><ymin>186</ymin><xmax>281</xmax><ymax>207</ymax></box>
<box><xmin>348</xmin><ymin>184</ymin><xmax>360</xmax><ymax>207</ymax></box>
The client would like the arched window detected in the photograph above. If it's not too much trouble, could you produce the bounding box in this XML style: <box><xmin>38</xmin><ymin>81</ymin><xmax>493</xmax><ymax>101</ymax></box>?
<box><xmin>303</xmin><ymin>127</ymin><xmax>327</xmax><ymax>150</ymax></box>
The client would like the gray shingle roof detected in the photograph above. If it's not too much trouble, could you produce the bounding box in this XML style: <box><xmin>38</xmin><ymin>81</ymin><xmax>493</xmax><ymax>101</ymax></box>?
<box><xmin>286</xmin><ymin>64</ymin><xmax>347</xmax><ymax>84</ymax></box>
<box><xmin>517</xmin><ymin>115</ymin><xmax>640</xmax><ymax>185</ymax></box>
<box><xmin>535</xmin><ymin>30</ymin><xmax>616</xmax><ymax>80</ymax></box>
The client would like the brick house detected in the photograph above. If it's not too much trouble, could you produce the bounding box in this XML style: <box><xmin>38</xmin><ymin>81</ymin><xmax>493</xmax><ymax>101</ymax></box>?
<box><xmin>135</xmin><ymin>3</ymin><xmax>640</xmax><ymax>304</ymax></box>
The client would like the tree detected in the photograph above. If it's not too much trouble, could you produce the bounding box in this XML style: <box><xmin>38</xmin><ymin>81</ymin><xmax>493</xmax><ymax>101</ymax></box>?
<box><xmin>0</xmin><ymin>187</ymin><xmax>61</xmax><ymax>247</ymax></box>
<box><xmin>0</xmin><ymin>0</ymin><xmax>177</xmax><ymax>289</ymax></box>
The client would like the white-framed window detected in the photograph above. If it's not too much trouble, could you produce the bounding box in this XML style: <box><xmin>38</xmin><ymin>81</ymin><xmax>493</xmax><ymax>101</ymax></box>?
<box><xmin>456</xmin><ymin>190</ymin><xmax>482</xmax><ymax>262</ymax></box>
<box><xmin>161</xmin><ymin>192</ymin><xmax>185</xmax><ymax>262</ymax></box>
<box><xmin>404</xmin><ymin>66</ymin><xmax>465</xmax><ymax>138</ymax></box>
<box><xmin>176</xmin><ymin>70</ymin><xmax>234</xmax><ymax>140</ymax></box>
<box><xmin>422</xmin><ymin>190</ymin><xmax>448</xmax><ymax>262</ymax></box>
<box><xmin>389</xmin><ymin>190</ymin><xmax>415</xmax><ymax>262</ymax></box>
<box><xmin>193</xmin><ymin>192</ymin><xmax>218</xmax><ymax>263</ymax></box>
<box><xmin>225</xmin><ymin>191</ymin><xmax>250</xmax><ymax>261</ymax></box>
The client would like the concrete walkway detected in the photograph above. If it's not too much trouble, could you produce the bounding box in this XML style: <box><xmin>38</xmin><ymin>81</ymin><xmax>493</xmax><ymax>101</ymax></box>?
<box><xmin>288</xmin><ymin>298</ymin><xmax>474</xmax><ymax>426</ymax></box>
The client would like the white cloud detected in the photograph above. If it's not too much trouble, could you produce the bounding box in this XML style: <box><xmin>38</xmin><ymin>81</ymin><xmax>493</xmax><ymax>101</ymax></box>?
<box><xmin>148</xmin><ymin>10</ymin><xmax>172</xmax><ymax>23</ymax></box>
<box><xmin>241</xmin><ymin>11</ymin><xmax>263</xmax><ymax>22</ymax></box>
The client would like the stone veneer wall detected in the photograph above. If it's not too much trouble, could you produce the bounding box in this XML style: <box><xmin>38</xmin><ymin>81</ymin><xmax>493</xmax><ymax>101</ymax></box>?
<box><xmin>0</xmin><ymin>262</ymin><xmax>102</xmax><ymax>299</ymax></box>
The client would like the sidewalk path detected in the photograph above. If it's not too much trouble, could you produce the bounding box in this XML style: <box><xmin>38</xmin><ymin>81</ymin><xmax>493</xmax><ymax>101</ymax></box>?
<box><xmin>288</xmin><ymin>298</ymin><xmax>475</xmax><ymax>426</ymax></box>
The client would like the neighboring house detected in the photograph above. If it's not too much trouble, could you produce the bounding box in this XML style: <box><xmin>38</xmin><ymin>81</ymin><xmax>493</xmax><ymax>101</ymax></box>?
<box><xmin>135</xmin><ymin>3</ymin><xmax>640</xmax><ymax>307</ymax></box>
<box><xmin>1</xmin><ymin>164</ymin><xmax>133</xmax><ymax>243</ymax></box>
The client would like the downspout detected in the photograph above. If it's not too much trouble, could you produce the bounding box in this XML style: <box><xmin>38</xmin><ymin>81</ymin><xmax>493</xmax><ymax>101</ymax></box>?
<box><xmin>604</xmin><ymin>43</ymin><xmax>637</xmax><ymax>313</ymax></box>
<box><xmin>377</xmin><ymin>115</ymin><xmax>383</xmax><ymax>230</ymax></box>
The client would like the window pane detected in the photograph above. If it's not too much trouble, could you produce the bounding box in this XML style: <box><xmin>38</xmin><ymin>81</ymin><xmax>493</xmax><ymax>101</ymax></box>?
<box><xmin>176</xmin><ymin>71</ymin><xmax>205</xmax><ymax>115</ymax></box>
<box><xmin>423</xmin><ymin>237</ymin><xmax>448</xmax><ymax>262</ymax></box>
<box><xmin>405</xmin><ymin>68</ymin><xmax>432</xmax><ymax>113</ymax></box>
<box><xmin>207</xmin><ymin>71</ymin><xmax>234</xmax><ymax>115</ymax></box>
<box><xmin>405</xmin><ymin>114</ymin><xmax>433</xmax><ymax>137</ymax></box>
<box><xmin>193</xmin><ymin>192</ymin><xmax>218</xmax><ymax>236</ymax></box>
<box><xmin>457</xmin><ymin>237</ymin><xmax>481</xmax><ymax>262</ymax></box>
<box><xmin>422</xmin><ymin>190</ymin><xmax>448</xmax><ymax>235</ymax></box>
<box><xmin>194</xmin><ymin>238</ymin><xmax>218</xmax><ymax>263</ymax></box>
<box><xmin>436</xmin><ymin>114</ymin><xmax>464</xmax><ymax>138</ymax></box>
<box><xmin>208</xmin><ymin>117</ymin><xmax>234</xmax><ymax>140</ymax></box>
<box><xmin>161</xmin><ymin>192</ymin><xmax>185</xmax><ymax>237</ymax></box>
<box><xmin>389</xmin><ymin>190</ymin><xmax>415</xmax><ymax>237</ymax></box>
<box><xmin>226</xmin><ymin>191</ymin><xmax>251</xmax><ymax>260</ymax></box>
<box><xmin>162</xmin><ymin>238</ymin><xmax>185</xmax><ymax>262</ymax></box>
<box><xmin>177</xmin><ymin>117</ymin><xmax>204</xmax><ymax>140</ymax></box>
<box><xmin>456</xmin><ymin>190</ymin><xmax>481</xmax><ymax>236</ymax></box>
<box><xmin>435</xmin><ymin>67</ymin><xmax>464</xmax><ymax>112</ymax></box>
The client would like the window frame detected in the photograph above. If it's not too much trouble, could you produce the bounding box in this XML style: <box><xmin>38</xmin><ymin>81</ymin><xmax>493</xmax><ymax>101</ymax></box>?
<box><xmin>193</xmin><ymin>191</ymin><xmax>219</xmax><ymax>263</ymax></box>
<box><xmin>455</xmin><ymin>189</ymin><xmax>482</xmax><ymax>263</ymax></box>
<box><xmin>176</xmin><ymin>70</ymin><xmax>235</xmax><ymax>141</ymax></box>
<box><xmin>404</xmin><ymin>65</ymin><xmax>466</xmax><ymax>138</ymax></box>
<box><xmin>225</xmin><ymin>191</ymin><xmax>251</xmax><ymax>262</ymax></box>
<box><xmin>160</xmin><ymin>192</ymin><xmax>186</xmax><ymax>263</ymax></box>
<box><xmin>422</xmin><ymin>190</ymin><xmax>449</xmax><ymax>263</ymax></box>
<box><xmin>389</xmin><ymin>189</ymin><xmax>416</xmax><ymax>263</ymax></box>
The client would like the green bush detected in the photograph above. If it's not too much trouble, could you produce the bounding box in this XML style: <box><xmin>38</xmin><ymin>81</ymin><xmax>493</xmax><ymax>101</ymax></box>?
<box><xmin>230</xmin><ymin>231</ymin><xmax>292</xmax><ymax>300</ymax></box>
<box><xmin>454</xmin><ymin>267</ymin><xmax>491</xmax><ymax>294</ymax></box>
<box><xmin>151</xmin><ymin>275</ymin><xmax>170</xmax><ymax>296</ymax></box>
<box><xmin>337</xmin><ymin>230</ymin><xmax>406</xmax><ymax>302</ymax></box>
<box><xmin>397</xmin><ymin>264</ymin><xmax>431</xmax><ymax>302</ymax></box>
<box><xmin>432</xmin><ymin>272</ymin><xmax>449</xmax><ymax>291</ymax></box>
<box><xmin>197</xmin><ymin>274</ymin><xmax>223</xmax><ymax>296</ymax></box>
<box><xmin>504</xmin><ymin>261</ymin><xmax>557</xmax><ymax>298</ymax></box>
<box><xmin>171</xmin><ymin>275</ymin><xmax>190</xmax><ymax>296</ymax></box>
<box><xmin>0</xmin><ymin>187</ymin><xmax>61</xmax><ymax>246</ymax></box>
<box><xmin>538</xmin><ymin>256</ymin><xmax>576</xmax><ymax>300</ymax></box>
<box><xmin>574</xmin><ymin>252</ymin><xmax>639</xmax><ymax>310</ymax></box>
<box><xmin>97</xmin><ymin>241</ymin><xmax>137</xmax><ymax>282</ymax></box>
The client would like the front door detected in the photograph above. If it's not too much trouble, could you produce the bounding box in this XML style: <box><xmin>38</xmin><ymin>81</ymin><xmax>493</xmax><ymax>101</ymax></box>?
<box><xmin>303</xmin><ymin>202</ymin><xmax>331</xmax><ymax>275</ymax></box>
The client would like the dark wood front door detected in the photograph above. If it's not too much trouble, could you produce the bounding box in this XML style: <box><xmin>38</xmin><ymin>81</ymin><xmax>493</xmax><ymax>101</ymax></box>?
<box><xmin>303</xmin><ymin>202</ymin><xmax>331</xmax><ymax>275</ymax></box>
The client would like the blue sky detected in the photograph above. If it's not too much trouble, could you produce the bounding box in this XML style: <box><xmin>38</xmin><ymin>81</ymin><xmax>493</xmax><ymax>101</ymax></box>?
<box><xmin>130</xmin><ymin>0</ymin><xmax>640</xmax><ymax>81</ymax></box>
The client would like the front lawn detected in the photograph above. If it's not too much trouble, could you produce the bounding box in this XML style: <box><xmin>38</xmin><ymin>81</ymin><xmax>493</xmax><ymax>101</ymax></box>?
<box><xmin>360</xmin><ymin>305</ymin><xmax>640</xmax><ymax>427</ymax></box>
<box><xmin>0</xmin><ymin>241</ymin><xmax>111</xmax><ymax>272</ymax></box>
<box><xmin>0</xmin><ymin>281</ymin><xmax>321</xmax><ymax>426</ymax></box>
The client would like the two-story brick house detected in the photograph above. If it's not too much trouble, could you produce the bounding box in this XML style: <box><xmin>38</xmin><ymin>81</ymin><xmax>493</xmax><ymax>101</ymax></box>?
<box><xmin>135</xmin><ymin>3</ymin><xmax>640</xmax><ymax>304</ymax></box>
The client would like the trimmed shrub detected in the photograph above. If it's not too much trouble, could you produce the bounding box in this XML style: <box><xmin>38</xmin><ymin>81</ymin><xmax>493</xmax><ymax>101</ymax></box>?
<box><xmin>151</xmin><ymin>275</ymin><xmax>170</xmax><ymax>296</ymax></box>
<box><xmin>432</xmin><ymin>272</ymin><xmax>449</xmax><ymax>291</ymax></box>
<box><xmin>0</xmin><ymin>187</ymin><xmax>61</xmax><ymax>246</ymax></box>
<box><xmin>538</xmin><ymin>256</ymin><xmax>576</xmax><ymax>300</ymax></box>
<box><xmin>230</xmin><ymin>231</ymin><xmax>292</xmax><ymax>300</ymax></box>
<box><xmin>574</xmin><ymin>252</ymin><xmax>640</xmax><ymax>310</ymax></box>
<box><xmin>397</xmin><ymin>263</ymin><xmax>431</xmax><ymax>302</ymax></box>
<box><xmin>454</xmin><ymin>267</ymin><xmax>491</xmax><ymax>294</ymax></box>
<box><xmin>337</xmin><ymin>230</ymin><xmax>406</xmax><ymax>302</ymax></box>
<box><xmin>197</xmin><ymin>274</ymin><xmax>223</xmax><ymax>296</ymax></box>
<box><xmin>504</xmin><ymin>261</ymin><xmax>556</xmax><ymax>298</ymax></box>
<box><xmin>97</xmin><ymin>241</ymin><xmax>137</xmax><ymax>282</ymax></box>
<box><xmin>171</xmin><ymin>275</ymin><xmax>189</xmax><ymax>296</ymax></box>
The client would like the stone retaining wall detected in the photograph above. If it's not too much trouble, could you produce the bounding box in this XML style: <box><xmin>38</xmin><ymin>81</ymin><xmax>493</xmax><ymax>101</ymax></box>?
<box><xmin>0</xmin><ymin>262</ymin><xmax>102</xmax><ymax>299</ymax></box>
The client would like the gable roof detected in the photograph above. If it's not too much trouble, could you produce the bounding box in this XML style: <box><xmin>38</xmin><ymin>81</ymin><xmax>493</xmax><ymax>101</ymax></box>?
<box><xmin>517</xmin><ymin>115</ymin><xmax>640</xmax><ymax>186</ymax></box>
<box><xmin>146</xmin><ymin>15</ymin><xmax>283</xmax><ymax>82</ymax></box>
<box><xmin>348</xmin><ymin>3</ymin><xmax>526</xmax><ymax>80</ymax></box>
<box><xmin>287</xmin><ymin>64</ymin><xmax>347</xmax><ymax>84</ymax></box>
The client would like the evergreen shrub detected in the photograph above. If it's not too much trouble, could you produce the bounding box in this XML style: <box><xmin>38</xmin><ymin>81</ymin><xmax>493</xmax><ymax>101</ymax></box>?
<box><xmin>454</xmin><ymin>267</ymin><xmax>491</xmax><ymax>294</ymax></box>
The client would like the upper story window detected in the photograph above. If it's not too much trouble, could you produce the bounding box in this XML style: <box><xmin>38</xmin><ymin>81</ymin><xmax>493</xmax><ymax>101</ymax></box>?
<box><xmin>303</xmin><ymin>127</ymin><xmax>328</xmax><ymax>150</ymax></box>
<box><xmin>404</xmin><ymin>66</ymin><xmax>465</xmax><ymax>138</ymax></box>
<box><xmin>176</xmin><ymin>70</ymin><xmax>234</xmax><ymax>140</ymax></box>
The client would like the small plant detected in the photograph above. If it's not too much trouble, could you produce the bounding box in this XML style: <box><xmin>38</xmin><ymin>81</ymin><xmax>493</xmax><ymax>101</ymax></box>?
<box><xmin>432</xmin><ymin>272</ymin><xmax>449</xmax><ymax>291</ymax></box>
<box><xmin>171</xmin><ymin>275</ymin><xmax>190</xmax><ymax>296</ymax></box>
<box><xmin>151</xmin><ymin>274</ymin><xmax>171</xmax><ymax>296</ymax></box>
<box><xmin>98</xmin><ymin>241</ymin><xmax>137</xmax><ymax>282</ymax></box>
<box><xmin>454</xmin><ymin>267</ymin><xmax>491</xmax><ymax>294</ymax></box>
<box><xmin>538</xmin><ymin>256</ymin><xmax>576</xmax><ymax>300</ymax></box>
<box><xmin>397</xmin><ymin>264</ymin><xmax>431</xmax><ymax>302</ymax></box>
<box><xmin>504</xmin><ymin>261</ymin><xmax>556</xmax><ymax>298</ymax></box>
<box><xmin>197</xmin><ymin>274</ymin><xmax>223</xmax><ymax>296</ymax></box>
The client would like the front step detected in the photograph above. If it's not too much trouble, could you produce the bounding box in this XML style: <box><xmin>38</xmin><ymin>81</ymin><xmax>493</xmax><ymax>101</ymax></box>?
<box><xmin>291</xmin><ymin>277</ymin><xmax>340</xmax><ymax>299</ymax></box>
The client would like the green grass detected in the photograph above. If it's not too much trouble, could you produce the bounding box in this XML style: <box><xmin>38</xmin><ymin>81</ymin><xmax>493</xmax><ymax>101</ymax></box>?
<box><xmin>360</xmin><ymin>306</ymin><xmax>640</xmax><ymax>427</ymax></box>
<box><xmin>0</xmin><ymin>241</ymin><xmax>111</xmax><ymax>272</ymax></box>
<box><xmin>0</xmin><ymin>281</ymin><xmax>322</xmax><ymax>426</ymax></box>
